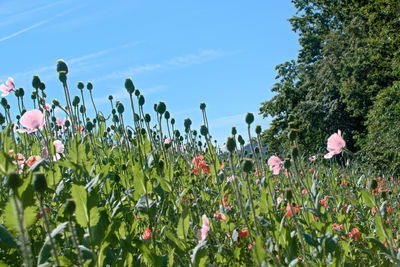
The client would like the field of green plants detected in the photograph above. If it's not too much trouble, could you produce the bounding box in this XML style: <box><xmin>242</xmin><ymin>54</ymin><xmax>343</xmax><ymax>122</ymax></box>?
<box><xmin>0</xmin><ymin>61</ymin><xmax>399</xmax><ymax>266</ymax></box>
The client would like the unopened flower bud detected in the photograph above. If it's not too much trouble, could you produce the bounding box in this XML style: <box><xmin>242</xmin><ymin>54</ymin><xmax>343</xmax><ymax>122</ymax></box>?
<box><xmin>32</xmin><ymin>75</ymin><xmax>41</xmax><ymax>89</ymax></box>
<box><xmin>200</xmin><ymin>102</ymin><xmax>206</xmax><ymax>110</ymax></box>
<box><xmin>77</xmin><ymin>82</ymin><xmax>84</xmax><ymax>90</ymax></box>
<box><xmin>231</xmin><ymin>127</ymin><xmax>237</xmax><ymax>135</ymax></box>
<box><xmin>157</xmin><ymin>101</ymin><xmax>166</xmax><ymax>114</ymax></box>
<box><xmin>245</xmin><ymin>112</ymin><xmax>254</xmax><ymax>125</ymax></box>
<box><xmin>86</xmin><ymin>82</ymin><xmax>93</xmax><ymax>91</ymax></box>
<box><xmin>86</xmin><ymin>121</ymin><xmax>93</xmax><ymax>131</ymax></box>
<box><xmin>72</xmin><ymin>96</ymin><xmax>80</xmax><ymax>107</ymax></box>
<box><xmin>125</xmin><ymin>78</ymin><xmax>135</xmax><ymax>94</ymax></box>
<box><xmin>200</xmin><ymin>125</ymin><xmax>208</xmax><ymax>136</ymax></box>
<box><xmin>144</xmin><ymin>113</ymin><xmax>151</xmax><ymax>123</ymax></box>
<box><xmin>184</xmin><ymin>118</ymin><xmax>192</xmax><ymax>129</ymax></box>
<box><xmin>117</xmin><ymin>103</ymin><xmax>124</xmax><ymax>114</ymax></box>
<box><xmin>56</xmin><ymin>60</ymin><xmax>68</xmax><ymax>74</ymax></box>
<box><xmin>0</xmin><ymin>113</ymin><xmax>5</xmax><ymax>124</ymax></box>
<box><xmin>39</xmin><ymin>82</ymin><xmax>46</xmax><ymax>91</ymax></box>
<box><xmin>64</xmin><ymin>199</ymin><xmax>76</xmax><ymax>216</ymax></box>
<box><xmin>255</xmin><ymin>125</ymin><xmax>262</xmax><ymax>135</ymax></box>
<box><xmin>174</xmin><ymin>130</ymin><xmax>180</xmax><ymax>138</ymax></box>
<box><xmin>242</xmin><ymin>158</ymin><xmax>253</xmax><ymax>173</ymax></box>
<box><xmin>64</xmin><ymin>120</ymin><xmax>70</xmax><ymax>128</ymax></box>
<box><xmin>138</xmin><ymin>95</ymin><xmax>145</xmax><ymax>106</ymax></box>
<box><xmin>134</xmin><ymin>89</ymin><xmax>140</xmax><ymax>97</ymax></box>
<box><xmin>18</xmin><ymin>88</ymin><xmax>25</xmax><ymax>97</ymax></box>
<box><xmin>80</xmin><ymin>105</ymin><xmax>86</xmax><ymax>114</ymax></box>
<box><xmin>171</xmin><ymin>118</ymin><xmax>175</xmax><ymax>125</ymax></box>
<box><xmin>33</xmin><ymin>172</ymin><xmax>47</xmax><ymax>194</ymax></box>
<box><xmin>7</xmin><ymin>172</ymin><xmax>23</xmax><ymax>190</ymax></box>
<box><xmin>238</xmin><ymin>135</ymin><xmax>245</xmax><ymax>146</ymax></box>
<box><xmin>164</xmin><ymin>111</ymin><xmax>170</xmax><ymax>120</ymax></box>
<box><xmin>226</xmin><ymin>137</ymin><xmax>236</xmax><ymax>153</ymax></box>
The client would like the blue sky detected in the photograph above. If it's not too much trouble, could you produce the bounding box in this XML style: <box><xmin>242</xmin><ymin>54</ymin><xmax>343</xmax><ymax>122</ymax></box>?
<box><xmin>0</xmin><ymin>0</ymin><xmax>299</xmax><ymax>145</ymax></box>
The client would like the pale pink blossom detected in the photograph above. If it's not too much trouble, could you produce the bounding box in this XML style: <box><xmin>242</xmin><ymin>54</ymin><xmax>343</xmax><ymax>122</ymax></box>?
<box><xmin>268</xmin><ymin>155</ymin><xmax>283</xmax><ymax>175</ymax></box>
<box><xmin>214</xmin><ymin>211</ymin><xmax>227</xmax><ymax>222</ymax></box>
<box><xmin>53</xmin><ymin>140</ymin><xmax>64</xmax><ymax>154</ymax></box>
<box><xmin>197</xmin><ymin>215</ymin><xmax>210</xmax><ymax>244</ymax></box>
<box><xmin>309</xmin><ymin>156</ymin><xmax>316</xmax><ymax>161</ymax></box>
<box><xmin>56</xmin><ymin>117</ymin><xmax>64</xmax><ymax>127</ymax></box>
<box><xmin>17</xmin><ymin>109</ymin><xmax>45</xmax><ymax>133</ymax></box>
<box><xmin>227</xmin><ymin>175</ymin><xmax>235</xmax><ymax>182</ymax></box>
<box><xmin>45</xmin><ymin>103</ymin><xmax>51</xmax><ymax>111</ymax></box>
<box><xmin>324</xmin><ymin>130</ymin><xmax>346</xmax><ymax>159</ymax></box>
<box><xmin>0</xmin><ymin>77</ymin><xmax>15</xmax><ymax>96</ymax></box>
<box><xmin>164</xmin><ymin>137</ymin><xmax>171</xmax><ymax>144</ymax></box>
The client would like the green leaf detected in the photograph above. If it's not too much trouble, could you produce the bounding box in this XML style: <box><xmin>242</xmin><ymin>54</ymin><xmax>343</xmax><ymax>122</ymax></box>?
<box><xmin>133</xmin><ymin>165</ymin><xmax>146</xmax><ymax>195</ymax></box>
<box><xmin>375</xmin><ymin>213</ymin><xmax>386</xmax><ymax>242</ymax></box>
<box><xmin>71</xmin><ymin>184</ymin><xmax>89</xmax><ymax>227</ymax></box>
<box><xmin>0</xmin><ymin>223</ymin><xmax>18</xmax><ymax>248</ymax></box>
<box><xmin>3</xmin><ymin>198</ymin><xmax>35</xmax><ymax>233</ymax></box>
<box><xmin>89</xmin><ymin>206</ymin><xmax>100</xmax><ymax>227</ymax></box>
<box><xmin>362</xmin><ymin>191</ymin><xmax>375</xmax><ymax>208</ymax></box>
<box><xmin>154</xmin><ymin>175</ymin><xmax>172</xmax><ymax>192</ymax></box>
<box><xmin>191</xmin><ymin>242</ymin><xmax>208</xmax><ymax>267</ymax></box>
<box><xmin>255</xmin><ymin>235</ymin><xmax>266</xmax><ymax>266</ymax></box>
<box><xmin>164</xmin><ymin>229</ymin><xmax>187</xmax><ymax>251</ymax></box>
<box><xmin>38</xmin><ymin>222</ymin><xmax>68</xmax><ymax>265</ymax></box>
<box><xmin>177</xmin><ymin>207</ymin><xmax>189</xmax><ymax>240</ymax></box>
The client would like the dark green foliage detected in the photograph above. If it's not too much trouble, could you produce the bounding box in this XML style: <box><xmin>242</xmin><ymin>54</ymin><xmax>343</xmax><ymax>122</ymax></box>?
<box><xmin>260</xmin><ymin>0</ymin><xmax>400</xmax><ymax>173</ymax></box>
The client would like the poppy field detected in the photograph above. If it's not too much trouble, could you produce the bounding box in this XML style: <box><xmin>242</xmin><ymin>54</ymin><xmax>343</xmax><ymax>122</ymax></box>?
<box><xmin>0</xmin><ymin>61</ymin><xmax>399</xmax><ymax>266</ymax></box>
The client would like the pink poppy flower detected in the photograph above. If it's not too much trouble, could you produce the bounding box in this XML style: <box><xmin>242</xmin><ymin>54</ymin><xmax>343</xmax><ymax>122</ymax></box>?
<box><xmin>17</xmin><ymin>109</ymin><xmax>45</xmax><ymax>133</ymax></box>
<box><xmin>45</xmin><ymin>103</ymin><xmax>51</xmax><ymax>111</ymax></box>
<box><xmin>214</xmin><ymin>211</ymin><xmax>227</xmax><ymax>222</ymax></box>
<box><xmin>142</xmin><ymin>227</ymin><xmax>152</xmax><ymax>240</ymax></box>
<box><xmin>324</xmin><ymin>130</ymin><xmax>346</xmax><ymax>159</ymax></box>
<box><xmin>164</xmin><ymin>137</ymin><xmax>171</xmax><ymax>144</ymax></box>
<box><xmin>198</xmin><ymin>214</ymin><xmax>210</xmax><ymax>244</ymax></box>
<box><xmin>309</xmin><ymin>156</ymin><xmax>316</xmax><ymax>161</ymax></box>
<box><xmin>268</xmin><ymin>155</ymin><xmax>283</xmax><ymax>175</ymax></box>
<box><xmin>0</xmin><ymin>77</ymin><xmax>15</xmax><ymax>96</ymax></box>
<box><xmin>53</xmin><ymin>140</ymin><xmax>64</xmax><ymax>154</ymax></box>
<box><xmin>26</xmin><ymin>155</ymin><xmax>41</xmax><ymax>167</ymax></box>
<box><xmin>56</xmin><ymin>117</ymin><xmax>65</xmax><ymax>127</ymax></box>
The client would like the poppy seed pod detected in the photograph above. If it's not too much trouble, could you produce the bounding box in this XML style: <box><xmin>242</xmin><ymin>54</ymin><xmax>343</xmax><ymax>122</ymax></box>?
<box><xmin>226</xmin><ymin>137</ymin><xmax>236</xmax><ymax>153</ymax></box>
<box><xmin>1</xmin><ymin>98</ymin><xmax>8</xmax><ymax>107</ymax></box>
<box><xmin>171</xmin><ymin>118</ymin><xmax>175</xmax><ymax>125</ymax></box>
<box><xmin>80</xmin><ymin>105</ymin><xmax>86</xmax><ymax>114</ymax></box>
<box><xmin>164</xmin><ymin>111</ymin><xmax>170</xmax><ymax>120</ymax></box>
<box><xmin>153</xmin><ymin>103</ymin><xmax>158</xmax><ymax>112</ymax></box>
<box><xmin>231</xmin><ymin>126</ymin><xmax>237</xmax><ymax>135</ymax></box>
<box><xmin>198</xmin><ymin>141</ymin><xmax>202</xmax><ymax>147</ymax></box>
<box><xmin>86</xmin><ymin>82</ymin><xmax>93</xmax><ymax>91</ymax></box>
<box><xmin>200</xmin><ymin>102</ymin><xmax>206</xmax><ymax>110</ymax></box>
<box><xmin>174</xmin><ymin>130</ymin><xmax>180</xmax><ymax>138</ymax></box>
<box><xmin>255</xmin><ymin>125</ymin><xmax>262</xmax><ymax>135</ymax></box>
<box><xmin>33</xmin><ymin>172</ymin><xmax>47</xmax><ymax>194</ymax></box>
<box><xmin>14</xmin><ymin>89</ymin><xmax>20</xmax><ymax>97</ymax></box>
<box><xmin>64</xmin><ymin>199</ymin><xmax>76</xmax><ymax>216</ymax></box>
<box><xmin>18</xmin><ymin>88</ymin><xmax>25</xmax><ymax>97</ymax></box>
<box><xmin>125</xmin><ymin>78</ymin><xmax>135</xmax><ymax>94</ymax></box>
<box><xmin>138</xmin><ymin>95</ymin><xmax>145</xmax><ymax>106</ymax></box>
<box><xmin>134</xmin><ymin>89</ymin><xmax>140</xmax><ymax>97</ymax></box>
<box><xmin>144</xmin><ymin>113</ymin><xmax>151</xmax><ymax>123</ymax></box>
<box><xmin>117</xmin><ymin>103</ymin><xmax>125</xmax><ymax>114</ymax></box>
<box><xmin>242</xmin><ymin>158</ymin><xmax>253</xmax><ymax>173</ymax></box>
<box><xmin>237</xmin><ymin>135</ymin><xmax>245</xmax><ymax>146</ymax></box>
<box><xmin>56</xmin><ymin>60</ymin><xmax>68</xmax><ymax>74</ymax></box>
<box><xmin>245</xmin><ymin>112</ymin><xmax>254</xmax><ymax>125</ymax></box>
<box><xmin>58</xmin><ymin>72</ymin><xmax>67</xmax><ymax>83</ymax></box>
<box><xmin>140</xmin><ymin>128</ymin><xmax>146</xmax><ymax>135</ymax></box>
<box><xmin>157</xmin><ymin>101</ymin><xmax>166</xmax><ymax>114</ymax></box>
<box><xmin>184</xmin><ymin>118</ymin><xmax>192</xmax><ymax>129</ymax></box>
<box><xmin>86</xmin><ymin>121</ymin><xmax>93</xmax><ymax>131</ymax></box>
<box><xmin>192</xmin><ymin>130</ymin><xmax>197</xmax><ymax>136</ymax></box>
<box><xmin>39</xmin><ymin>82</ymin><xmax>46</xmax><ymax>91</ymax></box>
<box><xmin>64</xmin><ymin>120</ymin><xmax>71</xmax><ymax>128</ymax></box>
<box><xmin>112</xmin><ymin>114</ymin><xmax>119</xmax><ymax>123</ymax></box>
<box><xmin>200</xmin><ymin>125</ymin><xmax>208</xmax><ymax>136</ymax></box>
<box><xmin>72</xmin><ymin>96</ymin><xmax>80</xmax><ymax>107</ymax></box>
<box><xmin>7</xmin><ymin>172</ymin><xmax>22</xmax><ymax>190</ymax></box>
<box><xmin>32</xmin><ymin>75</ymin><xmax>41</xmax><ymax>90</ymax></box>
<box><xmin>77</xmin><ymin>82</ymin><xmax>84</xmax><ymax>90</ymax></box>
<box><xmin>52</xmin><ymin>99</ymin><xmax>60</xmax><ymax>107</ymax></box>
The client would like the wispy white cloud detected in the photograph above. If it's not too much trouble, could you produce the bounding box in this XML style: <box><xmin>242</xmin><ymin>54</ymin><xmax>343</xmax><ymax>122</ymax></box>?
<box><xmin>0</xmin><ymin>5</ymin><xmax>85</xmax><ymax>44</ymax></box>
<box><xmin>96</xmin><ymin>49</ymin><xmax>234</xmax><ymax>82</ymax></box>
<box><xmin>209</xmin><ymin>113</ymin><xmax>246</xmax><ymax>128</ymax></box>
